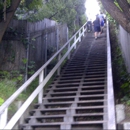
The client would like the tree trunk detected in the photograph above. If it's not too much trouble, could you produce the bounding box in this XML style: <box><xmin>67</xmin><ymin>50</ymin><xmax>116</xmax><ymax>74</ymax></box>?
<box><xmin>0</xmin><ymin>0</ymin><xmax>21</xmax><ymax>43</ymax></box>
<box><xmin>100</xmin><ymin>0</ymin><xmax>130</xmax><ymax>33</ymax></box>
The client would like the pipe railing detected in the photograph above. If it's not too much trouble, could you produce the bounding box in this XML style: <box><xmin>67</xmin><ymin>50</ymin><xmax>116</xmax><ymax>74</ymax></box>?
<box><xmin>107</xmin><ymin>21</ymin><xmax>116</xmax><ymax>129</ymax></box>
<box><xmin>0</xmin><ymin>22</ymin><xmax>87</xmax><ymax>129</ymax></box>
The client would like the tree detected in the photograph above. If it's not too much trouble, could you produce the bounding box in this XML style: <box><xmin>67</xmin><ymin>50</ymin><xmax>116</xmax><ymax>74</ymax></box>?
<box><xmin>0</xmin><ymin>0</ymin><xmax>21</xmax><ymax>43</ymax></box>
<box><xmin>15</xmin><ymin>0</ymin><xmax>86</xmax><ymax>30</ymax></box>
<box><xmin>100</xmin><ymin>0</ymin><xmax>130</xmax><ymax>33</ymax></box>
<box><xmin>0</xmin><ymin>0</ymin><xmax>86</xmax><ymax>43</ymax></box>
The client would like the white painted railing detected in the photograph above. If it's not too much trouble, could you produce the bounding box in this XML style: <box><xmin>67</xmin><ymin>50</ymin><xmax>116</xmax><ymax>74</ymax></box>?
<box><xmin>107</xmin><ymin>21</ymin><xmax>116</xmax><ymax>129</ymax></box>
<box><xmin>0</xmin><ymin>22</ymin><xmax>87</xmax><ymax>129</ymax></box>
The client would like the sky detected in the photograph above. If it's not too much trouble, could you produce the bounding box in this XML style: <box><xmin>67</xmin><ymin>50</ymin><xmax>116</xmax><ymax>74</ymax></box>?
<box><xmin>85</xmin><ymin>0</ymin><xmax>100</xmax><ymax>21</ymax></box>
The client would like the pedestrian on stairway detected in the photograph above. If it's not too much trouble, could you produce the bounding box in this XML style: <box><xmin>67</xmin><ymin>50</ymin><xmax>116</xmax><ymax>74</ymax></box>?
<box><xmin>87</xmin><ymin>19</ymin><xmax>92</xmax><ymax>32</ymax></box>
<box><xmin>93</xmin><ymin>15</ymin><xmax>101</xmax><ymax>40</ymax></box>
<box><xmin>98</xmin><ymin>12</ymin><xmax>105</xmax><ymax>33</ymax></box>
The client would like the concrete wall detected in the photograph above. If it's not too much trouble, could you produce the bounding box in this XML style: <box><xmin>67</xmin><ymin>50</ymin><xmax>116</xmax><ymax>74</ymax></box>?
<box><xmin>118</xmin><ymin>25</ymin><xmax>130</xmax><ymax>73</ymax></box>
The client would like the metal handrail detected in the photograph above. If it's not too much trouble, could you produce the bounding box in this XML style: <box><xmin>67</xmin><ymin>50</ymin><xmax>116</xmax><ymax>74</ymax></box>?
<box><xmin>0</xmin><ymin>22</ymin><xmax>87</xmax><ymax>129</ymax></box>
<box><xmin>107</xmin><ymin>21</ymin><xmax>116</xmax><ymax>129</ymax></box>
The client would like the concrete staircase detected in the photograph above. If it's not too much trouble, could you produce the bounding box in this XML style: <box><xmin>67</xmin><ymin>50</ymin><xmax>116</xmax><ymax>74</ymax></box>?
<box><xmin>21</xmin><ymin>32</ymin><xmax>108</xmax><ymax>130</ymax></box>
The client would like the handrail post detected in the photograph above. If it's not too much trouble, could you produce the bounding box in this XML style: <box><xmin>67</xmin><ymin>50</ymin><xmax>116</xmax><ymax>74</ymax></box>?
<box><xmin>68</xmin><ymin>42</ymin><xmax>70</xmax><ymax>59</ymax></box>
<box><xmin>57</xmin><ymin>53</ymin><xmax>61</xmax><ymax>75</ymax></box>
<box><xmin>79</xmin><ymin>30</ymin><xmax>81</xmax><ymax>42</ymax></box>
<box><xmin>83</xmin><ymin>27</ymin><xmax>85</xmax><ymax>37</ymax></box>
<box><xmin>0</xmin><ymin>108</ymin><xmax>8</xmax><ymax>129</ymax></box>
<box><xmin>74</xmin><ymin>36</ymin><xmax>77</xmax><ymax>49</ymax></box>
<box><xmin>38</xmin><ymin>70</ymin><xmax>44</xmax><ymax>104</ymax></box>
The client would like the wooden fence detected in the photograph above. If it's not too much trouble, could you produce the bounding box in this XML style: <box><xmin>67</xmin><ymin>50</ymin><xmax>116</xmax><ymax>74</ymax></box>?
<box><xmin>0</xmin><ymin>18</ymin><xmax>68</xmax><ymax>80</ymax></box>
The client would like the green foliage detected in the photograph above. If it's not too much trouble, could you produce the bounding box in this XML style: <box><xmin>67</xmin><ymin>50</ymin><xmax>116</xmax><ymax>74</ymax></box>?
<box><xmin>0</xmin><ymin>71</ymin><xmax>10</xmax><ymax>78</ymax></box>
<box><xmin>8</xmin><ymin>49</ymin><xmax>15</xmax><ymax>63</ymax></box>
<box><xmin>28</xmin><ymin>61</ymin><xmax>35</xmax><ymax>75</ymax></box>
<box><xmin>106</xmin><ymin>12</ymin><xmax>115</xmax><ymax>23</ymax></box>
<box><xmin>0</xmin><ymin>97</ymin><xmax>4</xmax><ymax>106</ymax></box>
<box><xmin>0</xmin><ymin>0</ymin><xmax>11</xmax><ymax>10</ymax></box>
<box><xmin>114</xmin><ymin>1</ymin><xmax>122</xmax><ymax>12</ymax></box>
<box><xmin>127</xmin><ymin>0</ymin><xmax>130</xmax><ymax>4</ymax></box>
<box><xmin>112</xmin><ymin>36</ymin><xmax>130</xmax><ymax>105</ymax></box>
<box><xmin>0</xmin><ymin>76</ymin><xmax>38</xmax><ymax>102</ymax></box>
<box><xmin>0</xmin><ymin>79</ymin><xmax>17</xmax><ymax>100</ymax></box>
<box><xmin>109</xmin><ymin>20</ymin><xmax>130</xmax><ymax>105</ymax></box>
<box><xmin>0</xmin><ymin>70</ymin><xmax>24</xmax><ymax>86</ymax></box>
<box><xmin>22</xmin><ymin>58</ymin><xmax>28</xmax><ymax>64</ymax></box>
<box><xmin>17</xmin><ymin>78</ymin><xmax>39</xmax><ymax>100</ymax></box>
<box><xmin>27</xmin><ymin>0</ymin><xmax>43</xmax><ymax>10</ymax></box>
<box><xmin>15</xmin><ymin>0</ymin><xmax>86</xmax><ymax>31</ymax></box>
<box><xmin>121</xmin><ymin>95</ymin><xmax>130</xmax><ymax>106</ymax></box>
<box><xmin>113</xmin><ymin>46</ymin><xmax>129</xmax><ymax>92</ymax></box>
<box><xmin>0</xmin><ymin>0</ymin><xmax>12</xmax><ymax>20</ymax></box>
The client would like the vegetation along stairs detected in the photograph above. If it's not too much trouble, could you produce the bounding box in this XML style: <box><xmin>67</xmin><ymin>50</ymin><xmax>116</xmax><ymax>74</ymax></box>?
<box><xmin>20</xmin><ymin>28</ymin><xmax>115</xmax><ymax>129</ymax></box>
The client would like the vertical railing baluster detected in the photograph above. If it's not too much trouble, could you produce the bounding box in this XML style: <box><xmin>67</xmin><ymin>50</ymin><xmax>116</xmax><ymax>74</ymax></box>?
<box><xmin>57</xmin><ymin>53</ymin><xmax>61</xmax><ymax>75</ymax></box>
<box><xmin>38</xmin><ymin>70</ymin><xmax>44</xmax><ymax>104</ymax></box>
<box><xmin>0</xmin><ymin>108</ymin><xmax>8</xmax><ymax>129</ymax></box>
<box><xmin>83</xmin><ymin>27</ymin><xmax>85</xmax><ymax>37</ymax></box>
<box><xmin>68</xmin><ymin>42</ymin><xmax>70</xmax><ymax>59</ymax></box>
<box><xmin>79</xmin><ymin>30</ymin><xmax>81</xmax><ymax>42</ymax></box>
<box><xmin>74</xmin><ymin>36</ymin><xmax>77</xmax><ymax>49</ymax></box>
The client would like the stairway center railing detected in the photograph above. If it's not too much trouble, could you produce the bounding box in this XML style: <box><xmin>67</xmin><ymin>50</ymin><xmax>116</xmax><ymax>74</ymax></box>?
<box><xmin>0</xmin><ymin>22</ymin><xmax>87</xmax><ymax>129</ymax></box>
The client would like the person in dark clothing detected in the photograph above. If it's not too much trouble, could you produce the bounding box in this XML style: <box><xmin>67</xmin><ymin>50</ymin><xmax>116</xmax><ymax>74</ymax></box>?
<box><xmin>104</xmin><ymin>17</ymin><xmax>106</xmax><ymax>25</ymax></box>
<box><xmin>93</xmin><ymin>15</ymin><xmax>101</xmax><ymax>40</ymax></box>
<box><xmin>99</xmin><ymin>12</ymin><xmax>105</xmax><ymax>33</ymax></box>
<box><xmin>87</xmin><ymin>20</ymin><xmax>92</xmax><ymax>32</ymax></box>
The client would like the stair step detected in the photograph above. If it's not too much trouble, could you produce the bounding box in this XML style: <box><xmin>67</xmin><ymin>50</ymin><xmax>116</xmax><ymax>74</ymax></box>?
<box><xmin>34</xmin><ymin>102</ymin><xmax>106</xmax><ymax>109</ymax></box>
<box><xmin>60</xmin><ymin>73</ymin><xmax>83</xmax><ymax>76</ymax></box>
<box><xmin>87</xmin><ymin>66</ymin><xmax>106</xmax><ymax>68</ymax></box>
<box><xmin>54</xmin><ymin>77</ymin><xmax>106</xmax><ymax>83</ymax></box>
<box><xmin>56</xmin><ymin>76</ymin><xmax>82</xmax><ymax>80</ymax></box>
<box><xmin>71</xmin><ymin>127</ymin><xmax>102</xmax><ymax>130</ymax></box>
<box><xmin>44</xmin><ymin>90</ymin><xmax>105</xmax><ymax>97</ymax></box>
<box><xmin>44</xmin><ymin>95</ymin><xmax>105</xmax><ymax>102</ymax></box>
<box><xmin>64</xmin><ymin>67</ymin><xmax>85</xmax><ymax>71</ymax></box>
<box><xmin>71</xmin><ymin>121</ymin><xmax>105</xmax><ymax>129</ymax></box>
<box><xmin>47</xmin><ymin>85</ymin><xmax>105</xmax><ymax>91</ymax></box>
<box><xmin>22</xmin><ymin>120</ymin><xmax>106</xmax><ymax>128</ymax></box>
<box><xmin>54</xmin><ymin>80</ymin><xmax>106</xmax><ymax>86</ymax></box>
<box><xmin>54</xmin><ymin>89</ymin><xmax>104</xmax><ymax>95</ymax></box>
<box><xmin>54</xmin><ymin>83</ymin><xmax>80</xmax><ymax>87</ymax></box>
<box><xmin>45</xmin><ymin>99</ymin><xmax>106</xmax><ymax>105</ymax></box>
<box><xmin>26</xmin><ymin>113</ymin><xmax>104</xmax><ymax>121</ymax></box>
<box><xmin>56</xmin><ymin>80</ymin><xmax>81</xmax><ymax>84</ymax></box>
<box><xmin>32</xmin><ymin>105</ymin><xmax>106</xmax><ymax>112</ymax></box>
<box><xmin>86</xmin><ymin>71</ymin><xmax>106</xmax><ymax>75</ymax></box>
<box><xmin>25</xmin><ymin>114</ymin><xmax>104</xmax><ymax>125</ymax></box>
<box><xmin>85</xmin><ymin>74</ymin><xmax>106</xmax><ymax>78</ymax></box>
<box><xmin>63</xmin><ymin>69</ymin><xmax>85</xmax><ymax>72</ymax></box>
<box><xmin>84</xmin><ymin>77</ymin><xmax>106</xmax><ymax>80</ymax></box>
<box><xmin>87</xmin><ymin>64</ymin><xmax>106</xmax><ymax>66</ymax></box>
<box><xmin>21</xmin><ymin>123</ymin><xmax>60</xmax><ymax>128</ymax></box>
<box><xmin>43</xmin><ymin>94</ymin><xmax>106</xmax><ymax>100</ymax></box>
<box><xmin>72</xmin><ymin>120</ymin><xmax>106</xmax><ymax>125</ymax></box>
<box><xmin>53</xmin><ymin>88</ymin><xmax>78</xmax><ymax>92</ymax></box>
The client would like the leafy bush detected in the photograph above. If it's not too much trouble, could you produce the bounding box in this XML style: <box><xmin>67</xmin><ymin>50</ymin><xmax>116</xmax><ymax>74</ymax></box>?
<box><xmin>0</xmin><ymin>79</ymin><xmax>16</xmax><ymax>100</ymax></box>
<box><xmin>0</xmin><ymin>98</ymin><xmax>4</xmax><ymax>106</ymax></box>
